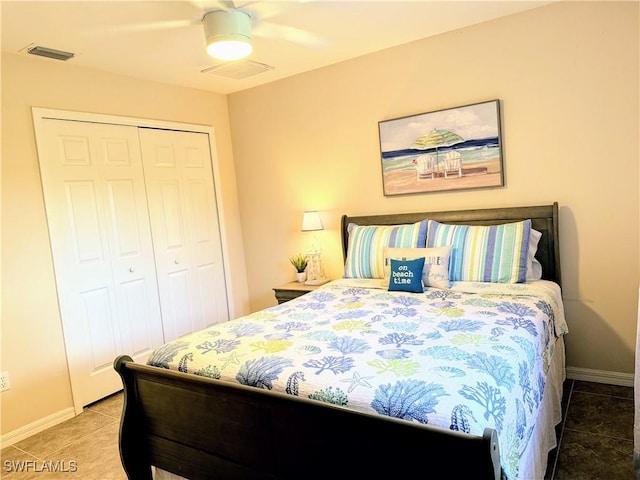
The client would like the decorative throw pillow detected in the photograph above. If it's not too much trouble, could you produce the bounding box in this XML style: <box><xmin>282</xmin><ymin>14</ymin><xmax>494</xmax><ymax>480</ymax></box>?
<box><xmin>527</xmin><ymin>228</ymin><xmax>543</xmax><ymax>281</ymax></box>
<box><xmin>388</xmin><ymin>257</ymin><xmax>425</xmax><ymax>293</ymax></box>
<box><xmin>383</xmin><ymin>246</ymin><xmax>451</xmax><ymax>289</ymax></box>
<box><xmin>426</xmin><ymin>219</ymin><xmax>531</xmax><ymax>283</ymax></box>
<box><xmin>344</xmin><ymin>220</ymin><xmax>427</xmax><ymax>279</ymax></box>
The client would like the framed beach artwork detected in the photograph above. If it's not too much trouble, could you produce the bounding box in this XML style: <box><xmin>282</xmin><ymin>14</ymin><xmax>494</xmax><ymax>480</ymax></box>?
<box><xmin>378</xmin><ymin>99</ymin><xmax>504</xmax><ymax>196</ymax></box>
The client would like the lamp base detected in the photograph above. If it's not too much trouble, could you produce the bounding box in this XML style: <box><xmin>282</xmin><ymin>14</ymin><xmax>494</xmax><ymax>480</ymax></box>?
<box><xmin>304</xmin><ymin>250</ymin><xmax>328</xmax><ymax>286</ymax></box>
<box><xmin>305</xmin><ymin>277</ymin><xmax>330</xmax><ymax>286</ymax></box>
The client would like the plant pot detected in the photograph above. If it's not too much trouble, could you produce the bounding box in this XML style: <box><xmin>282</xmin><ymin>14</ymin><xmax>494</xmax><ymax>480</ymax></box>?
<box><xmin>296</xmin><ymin>272</ymin><xmax>306</xmax><ymax>283</ymax></box>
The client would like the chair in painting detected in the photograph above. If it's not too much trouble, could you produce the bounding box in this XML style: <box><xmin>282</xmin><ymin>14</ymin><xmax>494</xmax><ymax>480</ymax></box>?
<box><xmin>443</xmin><ymin>150</ymin><xmax>463</xmax><ymax>178</ymax></box>
<box><xmin>415</xmin><ymin>154</ymin><xmax>435</xmax><ymax>180</ymax></box>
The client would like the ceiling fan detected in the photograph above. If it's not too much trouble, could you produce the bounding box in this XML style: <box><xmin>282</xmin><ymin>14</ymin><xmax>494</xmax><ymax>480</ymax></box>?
<box><xmin>208</xmin><ymin>0</ymin><xmax>332</xmax><ymax>59</ymax></box>
<box><xmin>109</xmin><ymin>0</ymin><xmax>330</xmax><ymax>62</ymax></box>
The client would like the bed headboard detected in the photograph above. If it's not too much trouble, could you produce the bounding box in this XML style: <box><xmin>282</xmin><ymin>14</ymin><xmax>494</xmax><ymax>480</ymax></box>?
<box><xmin>341</xmin><ymin>202</ymin><xmax>561</xmax><ymax>287</ymax></box>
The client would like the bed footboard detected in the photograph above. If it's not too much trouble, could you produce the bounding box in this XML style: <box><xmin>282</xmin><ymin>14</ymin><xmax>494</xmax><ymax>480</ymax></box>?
<box><xmin>114</xmin><ymin>355</ymin><xmax>501</xmax><ymax>480</ymax></box>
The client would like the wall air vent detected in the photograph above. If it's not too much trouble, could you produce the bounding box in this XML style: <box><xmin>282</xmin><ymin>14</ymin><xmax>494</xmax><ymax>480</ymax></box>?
<box><xmin>201</xmin><ymin>60</ymin><xmax>274</xmax><ymax>79</ymax></box>
<box><xmin>27</xmin><ymin>45</ymin><xmax>75</xmax><ymax>61</ymax></box>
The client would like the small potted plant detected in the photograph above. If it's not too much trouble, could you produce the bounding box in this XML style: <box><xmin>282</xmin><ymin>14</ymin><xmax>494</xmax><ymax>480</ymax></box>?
<box><xmin>289</xmin><ymin>253</ymin><xmax>308</xmax><ymax>283</ymax></box>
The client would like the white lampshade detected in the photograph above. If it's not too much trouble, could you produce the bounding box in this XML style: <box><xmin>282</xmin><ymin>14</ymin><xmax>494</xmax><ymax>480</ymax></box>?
<box><xmin>301</xmin><ymin>211</ymin><xmax>324</xmax><ymax>232</ymax></box>
<box><xmin>203</xmin><ymin>10</ymin><xmax>252</xmax><ymax>61</ymax></box>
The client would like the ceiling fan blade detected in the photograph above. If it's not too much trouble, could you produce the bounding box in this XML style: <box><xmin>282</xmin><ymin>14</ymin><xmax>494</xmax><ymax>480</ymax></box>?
<box><xmin>253</xmin><ymin>21</ymin><xmax>332</xmax><ymax>49</ymax></box>
<box><xmin>99</xmin><ymin>19</ymin><xmax>196</xmax><ymax>34</ymax></box>
<box><xmin>246</xmin><ymin>2</ymin><xmax>303</xmax><ymax>23</ymax></box>
<box><xmin>188</xmin><ymin>0</ymin><xmax>236</xmax><ymax>12</ymax></box>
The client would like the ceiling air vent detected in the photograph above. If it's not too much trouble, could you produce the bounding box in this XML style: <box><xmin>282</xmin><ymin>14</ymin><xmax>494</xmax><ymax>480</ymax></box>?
<box><xmin>27</xmin><ymin>45</ymin><xmax>75</xmax><ymax>61</ymax></box>
<box><xmin>201</xmin><ymin>60</ymin><xmax>274</xmax><ymax>80</ymax></box>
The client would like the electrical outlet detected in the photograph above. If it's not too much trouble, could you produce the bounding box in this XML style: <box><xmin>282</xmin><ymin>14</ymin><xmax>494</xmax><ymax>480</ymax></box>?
<box><xmin>0</xmin><ymin>372</ymin><xmax>10</xmax><ymax>392</ymax></box>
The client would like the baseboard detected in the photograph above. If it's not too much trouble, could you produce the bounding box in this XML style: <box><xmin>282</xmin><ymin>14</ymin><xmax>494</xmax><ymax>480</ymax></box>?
<box><xmin>0</xmin><ymin>407</ymin><xmax>76</xmax><ymax>447</ymax></box>
<box><xmin>566</xmin><ymin>366</ymin><xmax>634</xmax><ymax>387</ymax></box>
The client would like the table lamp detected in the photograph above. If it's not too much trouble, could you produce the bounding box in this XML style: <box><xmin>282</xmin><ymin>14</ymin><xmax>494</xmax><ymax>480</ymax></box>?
<box><xmin>301</xmin><ymin>211</ymin><xmax>329</xmax><ymax>285</ymax></box>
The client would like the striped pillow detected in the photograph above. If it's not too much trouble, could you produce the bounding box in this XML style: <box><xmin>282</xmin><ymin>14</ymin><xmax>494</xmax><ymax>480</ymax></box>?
<box><xmin>426</xmin><ymin>219</ymin><xmax>531</xmax><ymax>283</ymax></box>
<box><xmin>344</xmin><ymin>220</ymin><xmax>428</xmax><ymax>278</ymax></box>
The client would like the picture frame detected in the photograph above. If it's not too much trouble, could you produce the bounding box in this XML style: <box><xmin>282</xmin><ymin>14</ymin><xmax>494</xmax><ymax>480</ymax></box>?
<box><xmin>378</xmin><ymin>99</ymin><xmax>504</xmax><ymax>196</ymax></box>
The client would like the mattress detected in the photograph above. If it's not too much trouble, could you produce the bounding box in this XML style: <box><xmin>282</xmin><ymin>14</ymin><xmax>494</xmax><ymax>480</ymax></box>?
<box><xmin>149</xmin><ymin>278</ymin><xmax>568</xmax><ymax>480</ymax></box>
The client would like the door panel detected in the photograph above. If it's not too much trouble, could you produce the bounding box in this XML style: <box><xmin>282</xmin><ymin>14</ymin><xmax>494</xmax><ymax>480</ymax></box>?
<box><xmin>139</xmin><ymin>128</ymin><xmax>228</xmax><ymax>342</ymax></box>
<box><xmin>194</xmin><ymin>263</ymin><xmax>222</xmax><ymax>325</ymax></box>
<box><xmin>36</xmin><ymin>119</ymin><xmax>164</xmax><ymax>411</ymax></box>
<box><xmin>148</xmin><ymin>178</ymin><xmax>191</xmax><ymax>341</ymax></box>
<box><xmin>119</xmin><ymin>278</ymin><xmax>158</xmax><ymax>356</ymax></box>
<box><xmin>157</xmin><ymin>180</ymin><xmax>188</xmax><ymax>252</ymax></box>
<box><xmin>81</xmin><ymin>287</ymin><xmax>119</xmax><ymax>368</ymax></box>
<box><xmin>166</xmin><ymin>269</ymin><xmax>193</xmax><ymax>340</ymax></box>
<box><xmin>106</xmin><ymin>179</ymin><xmax>143</xmax><ymax>257</ymax></box>
<box><xmin>65</xmin><ymin>181</ymin><xmax>106</xmax><ymax>264</ymax></box>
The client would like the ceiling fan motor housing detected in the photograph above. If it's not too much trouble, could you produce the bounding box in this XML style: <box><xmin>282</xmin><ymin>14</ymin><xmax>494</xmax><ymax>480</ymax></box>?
<box><xmin>204</xmin><ymin>9</ymin><xmax>252</xmax><ymax>44</ymax></box>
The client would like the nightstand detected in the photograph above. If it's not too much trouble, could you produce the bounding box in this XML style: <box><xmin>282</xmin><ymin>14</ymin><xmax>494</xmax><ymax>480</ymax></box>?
<box><xmin>273</xmin><ymin>281</ymin><xmax>322</xmax><ymax>304</ymax></box>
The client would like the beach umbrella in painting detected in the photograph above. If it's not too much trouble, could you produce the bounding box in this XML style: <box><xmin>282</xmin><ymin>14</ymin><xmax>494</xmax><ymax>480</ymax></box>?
<box><xmin>411</xmin><ymin>128</ymin><xmax>464</xmax><ymax>174</ymax></box>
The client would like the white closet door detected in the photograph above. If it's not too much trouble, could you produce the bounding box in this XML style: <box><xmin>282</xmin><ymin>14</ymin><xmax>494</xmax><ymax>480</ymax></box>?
<box><xmin>36</xmin><ymin>119</ymin><xmax>164</xmax><ymax>411</ymax></box>
<box><xmin>139</xmin><ymin>128</ymin><xmax>228</xmax><ymax>342</ymax></box>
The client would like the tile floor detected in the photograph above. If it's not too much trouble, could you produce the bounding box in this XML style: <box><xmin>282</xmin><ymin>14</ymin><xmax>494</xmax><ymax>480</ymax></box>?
<box><xmin>1</xmin><ymin>392</ymin><xmax>125</xmax><ymax>480</ymax></box>
<box><xmin>544</xmin><ymin>379</ymin><xmax>634</xmax><ymax>479</ymax></box>
<box><xmin>0</xmin><ymin>379</ymin><xmax>634</xmax><ymax>479</ymax></box>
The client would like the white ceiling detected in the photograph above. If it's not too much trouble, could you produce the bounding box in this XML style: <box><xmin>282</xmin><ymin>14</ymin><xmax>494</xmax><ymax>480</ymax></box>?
<box><xmin>1</xmin><ymin>0</ymin><xmax>551</xmax><ymax>95</ymax></box>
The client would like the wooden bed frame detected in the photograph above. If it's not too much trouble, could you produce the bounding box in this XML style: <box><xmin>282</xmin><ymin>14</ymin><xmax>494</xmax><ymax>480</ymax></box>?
<box><xmin>114</xmin><ymin>202</ymin><xmax>560</xmax><ymax>480</ymax></box>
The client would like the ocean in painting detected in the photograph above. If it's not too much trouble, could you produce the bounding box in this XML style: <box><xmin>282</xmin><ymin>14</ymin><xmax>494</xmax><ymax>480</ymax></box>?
<box><xmin>381</xmin><ymin>137</ymin><xmax>500</xmax><ymax>173</ymax></box>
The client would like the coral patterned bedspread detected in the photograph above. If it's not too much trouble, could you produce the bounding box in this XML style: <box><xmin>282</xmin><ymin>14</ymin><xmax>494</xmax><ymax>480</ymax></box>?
<box><xmin>147</xmin><ymin>278</ymin><xmax>567</xmax><ymax>480</ymax></box>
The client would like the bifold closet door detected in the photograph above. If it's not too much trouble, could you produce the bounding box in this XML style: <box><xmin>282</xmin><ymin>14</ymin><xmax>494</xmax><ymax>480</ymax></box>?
<box><xmin>139</xmin><ymin>128</ymin><xmax>229</xmax><ymax>342</ymax></box>
<box><xmin>36</xmin><ymin>119</ymin><xmax>165</xmax><ymax>411</ymax></box>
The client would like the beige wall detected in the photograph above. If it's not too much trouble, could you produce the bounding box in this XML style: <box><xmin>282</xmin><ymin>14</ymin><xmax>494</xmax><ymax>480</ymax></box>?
<box><xmin>228</xmin><ymin>2</ymin><xmax>639</xmax><ymax>374</ymax></box>
<box><xmin>0</xmin><ymin>53</ymin><xmax>249</xmax><ymax>435</ymax></box>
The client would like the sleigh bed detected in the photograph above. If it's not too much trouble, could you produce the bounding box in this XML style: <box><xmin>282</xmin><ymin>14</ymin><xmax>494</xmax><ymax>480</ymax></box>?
<box><xmin>114</xmin><ymin>202</ymin><xmax>566</xmax><ymax>480</ymax></box>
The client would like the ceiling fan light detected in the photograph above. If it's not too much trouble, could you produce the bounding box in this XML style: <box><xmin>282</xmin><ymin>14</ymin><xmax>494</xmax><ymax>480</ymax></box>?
<box><xmin>207</xmin><ymin>37</ymin><xmax>252</xmax><ymax>61</ymax></box>
<box><xmin>203</xmin><ymin>10</ymin><xmax>252</xmax><ymax>61</ymax></box>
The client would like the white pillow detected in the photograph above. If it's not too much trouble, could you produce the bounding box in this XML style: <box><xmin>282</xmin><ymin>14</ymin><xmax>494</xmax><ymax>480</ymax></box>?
<box><xmin>527</xmin><ymin>229</ymin><xmax>543</xmax><ymax>281</ymax></box>
<box><xmin>383</xmin><ymin>246</ymin><xmax>451</xmax><ymax>289</ymax></box>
